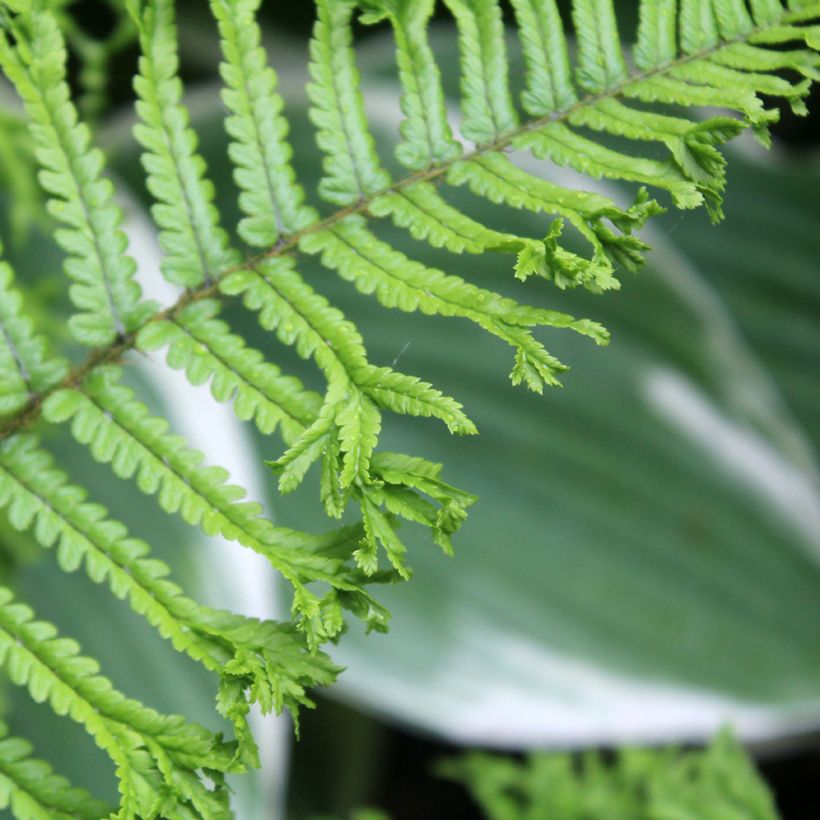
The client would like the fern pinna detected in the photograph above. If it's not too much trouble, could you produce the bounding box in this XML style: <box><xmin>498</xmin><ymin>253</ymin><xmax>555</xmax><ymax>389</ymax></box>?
<box><xmin>0</xmin><ymin>0</ymin><xmax>817</xmax><ymax>815</ymax></box>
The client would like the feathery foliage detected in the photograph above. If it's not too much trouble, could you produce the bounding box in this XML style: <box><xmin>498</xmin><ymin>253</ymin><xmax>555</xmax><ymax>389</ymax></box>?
<box><xmin>440</xmin><ymin>730</ymin><xmax>779</xmax><ymax>819</ymax></box>
<box><xmin>0</xmin><ymin>718</ymin><xmax>110</xmax><ymax>819</ymax></box>
<box><xmin>0</xmin><ymin>0</ymin><xmax>818</xmax><ymax>813</ymax></box>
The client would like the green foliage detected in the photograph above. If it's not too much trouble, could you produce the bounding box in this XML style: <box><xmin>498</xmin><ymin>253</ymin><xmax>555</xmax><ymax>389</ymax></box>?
<box><xmin>0</xmin><ymin>0</ymin><xmax>818</xmax><ymax>815</ymax></box>
<box><xmin>0</xmin><ymin>718</ymin><xmax>110</xmax><ymax>819</ymax></box>
<box><xmin>440</xmin><ymin>730</ymin><xmax>779</xmax><ymax>819</ymax></box>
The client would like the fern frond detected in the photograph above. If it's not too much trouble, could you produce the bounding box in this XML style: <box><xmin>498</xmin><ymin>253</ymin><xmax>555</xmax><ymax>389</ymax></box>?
<box><xmin>509</xmin><ymin>0</ymin><xmax>578</xmax><ymax>115</ymax></box>
<box><xmin>40</xmin><ymin>367</ymin><xmax>355</xmax><ymax>584</ymax></box>
<box><xmin>572</xmin><ymin>0</ymin><xmax>630</xmax><ymax>92</ymax></box>
<box><xmin>515</xmin><ymin>123</ymin><xmax>705</xmax><ymax>209</ymax></box>
<box><xmin>634</xmin><ymin>0</ymin><xmax>688</xmax><ymax>69</ymax></box>
<box><xmin>128</xmin><ymin>0</ymin><xmax>239</xmax><ymax>287</ymax></box>
<box><xmin>0</xmin><ymin>585</ymin><xmax>236</xmax><ymax>817</ymax></box>
<box><xmin>36</xmin><ymin>362</ymin><xmax>396</xmax><ymax>643</ymax></box>
<box><xmin>302</xmin><ymin>214</ymin><xmax>607</xmax><ymax>389</ymax></box>
<box><xmin>359</xmin><ymin>0</ymin><xmax>462</xmax><ymax>170</ymax></box>
<box><xmin>0</xmin><ymin>246</ymin><xmax>68</xmax><ymax>417</ymax></box>
<box><xmin>0</xmin><ymin>9</ymin><xmax>150</xmax><ymax>346</ymax></box>
<box><xmin>0</xmin><ymin>433</ymin><xmax>336</xmax><ymax>737</ymax></box>
<box><xmin>147</xmin><ymin>264</ymin><xmax>475</xmax><ymax>574</ymax></box>
<box><xmin>211</xmin><ymin>0</ymin><xmax>318</xmax><ymax>247</ymax></box>
<box><xmin>442</xmin><ymin>0</ymin><xmax>519</xmax><ymax>141</ymax></box>
<box><xmin>309</xmin><ymin>0</ymin><xmax>392</xmax><ymax>205</ymax></box>
<box><xmin>440</xmin><ymin>729</ymin><xmax>779</xmax><ymax>819</ymax></box>
<box><xmin>0</xmin><ymin>719</ymin><xmax>110</xmax><ymax>820</ymax></box>
<box><xmin>448</xmin><ymin>153</ymin><xmax>662</xmax><ymax>281</ymax></box>
<box><xmin>0</xmin><ymin>1</ymin><xmax>819</xmax><ymax>812</ymax></box>
<box><xmin>223</xmin><ymin>257</ymin><xmax>474</xmax><ymax>459</ymax></box>
<box><xmin>137</xmin><ymin>299</ymin><xmax>322</xmax><ymax>443</ymax></box>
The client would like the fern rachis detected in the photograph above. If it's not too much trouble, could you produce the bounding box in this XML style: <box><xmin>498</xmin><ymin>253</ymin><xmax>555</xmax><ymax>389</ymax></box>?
<box><xmin>0</xmin><ymin>0</ymin><xmax>818</xmax><ymax>814</ymax></box>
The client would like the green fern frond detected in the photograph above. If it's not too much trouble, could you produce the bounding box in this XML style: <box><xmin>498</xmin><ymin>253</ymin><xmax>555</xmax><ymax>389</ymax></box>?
<box><xmin>442</xmin><ymin>0</ymin><xmax>520</xmax><ymax>141</ymax></box>
<box><xmin>0</xmin><ymin>719</ymin><xmax>110</xmax><ymax>819</ymax></box>
<box><xmin>0</xmin><ymin>245</ymin><xmax>68</xmax><ymax>416</ymax></box>
<box><xmin>0</xmin><ymin>585</ymin><xmax>236</xmax><ymax>817</ymax></box>
<box><xmin>137</xmin><ymin>298</ymin><xmax>322</xmax><ymax>443</ymax></box>
<box><xmin>359</xmin><ymin>0</ymin><xmax>462</xmax><ymax>168</ymax></box>
<box><xmin>212</xmin><ymin>0</ymin><xmax>318</xmax><ymax>246</ymax></box>
<box><xmin>0</xmin><ymin>433</ymin><xmax>338</xmax><ymax>732</ymax></box>
<box><xmin>128</xmin><ymin>0</ymin><xmax>239</xmax><ymax>287</ymax></box>
<box><xmin>40</xmin><ymin>367</ymin><xmax>360</xmax><ymax>588</ymax></box>
<box><xmin>309</xmin><ymin>0</ymin><xmax>393</xmax><ymax>204</ymax></box>
<box><xmin>0</xmin><ymin>0</ymin><xmax>818</xmax><ymax>814</ymax></box>
<box><xmin>301</xmin><ymin>214</ymin><xmax>607</xmax><ymax>389</ymax></box>
<box><xmin>509</xmin><ymin>0</ymin><xmax>578</xmax><ymax>113</ymax></box>
<box><xmin>0</xmin><ymin>10</ymin><xmax>151</xmax><ymax>346</ymax></box>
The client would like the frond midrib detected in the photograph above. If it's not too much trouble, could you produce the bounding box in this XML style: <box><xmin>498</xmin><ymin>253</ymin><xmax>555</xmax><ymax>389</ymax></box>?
<box><xmin>0</xmin><ymin>10</ymin><xmax>805</xmax><ymax>443</ymax></box>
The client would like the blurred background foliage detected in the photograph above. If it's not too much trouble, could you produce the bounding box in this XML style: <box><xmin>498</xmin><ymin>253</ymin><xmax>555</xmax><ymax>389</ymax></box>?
<box><xmin>0</xmin><ymin>1</ymin><xmax>819</xmax><ymax>818</ymax></box>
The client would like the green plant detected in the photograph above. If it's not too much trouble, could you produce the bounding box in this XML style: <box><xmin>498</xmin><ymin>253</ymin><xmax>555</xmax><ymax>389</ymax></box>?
<box><xmin>441</xmin><ymin>730</ymin><xmax>779</xmax><ymax>819</ymax></box>
<box><xmin>0</xmin><ymin>0</ymin><xmax>818</xmax><ymax>816</ymax></box>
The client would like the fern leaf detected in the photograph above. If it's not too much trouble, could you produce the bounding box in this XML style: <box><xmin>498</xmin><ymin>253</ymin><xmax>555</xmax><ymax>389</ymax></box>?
<box><xmin>515</xmin><ymin>123</ymin><xmax>704</xmax><ymax>210</ymax></box>
<box><xmin>0</xmin><ymin>586</ymin><xmax>235</xmax><ymax>817</ymax></box>
<box><xmin>229</xmin><ymin>258</ymin><xmax>474</xmax><ymax>435</ymax></box>
<box><xmin>670</xmin><ymin>58</ymin><xmax>812</xmax><ymax>115</ymax></box>
<box><xmin>372</xmin><ymin>451</ymin><xmax>476</xmax><ymax>554</ymax></box>
<box><xmin>750</xmin><ymin>21</ymin><xmax>820</xmax><ymax>46</ymax></box>
<box><xmin>39</xmin><ymin>367</ymin><xmax>356</xmax><ymax>583</ymax></box>
<box><xmin>358</xmin><ymin>496</ymin><xmax>409</xmax><ymax>579</ymax></box>
<box><xmin>211</xmin><ymin>0</ymin><xmax>317</xmax><ymax>247</ymax></box>
<box><xmin>309</xmin><ymin>0</ymin><xmax>391</xmax><ymax>205</ymax></box>
<box><xmin>713</xmin><ymin>0</ymin><xmax>755</xmax><ymax>39</ymax></box>
<box><xmin>137</xmin><ymin>299</ymin><xmax>322</xmax><ymax>443</ymax></box>
<box><xmin>223</xmin><ymin>258</ymin><xmax>369</xmax><ymax>384</ymax></box>
<box><xmin>566</xmin><ymin>100</ymin><xmax>743</xmax><ymax>216</ymax></box>
<box><xmin>622</xmin><ymin>73</ymin><xmax>777</xmax><ymax>137</ymax></box>
<box><xmin>0</xmin><ymin>433</ymin><xmax>225</xmax><ymax>663</ymax></box>
<box><xmin>448</xmin><ymin>152</ymin><xmax>659</xmax><ymax>281</ymax></box>
<box><xmin>442</xmin><ymin>0</ymin><xmax>519</xmax><ymax>141</ymax></box>
<box><xmin>0</xmin><ymin>719</ymin><xmax>110</xmax><ymax>820</ymax></box>
<box><xmin>360</xmin><ymin>0</ymin><xmax>463</xmax><ymax>170</ymax></box>
<box><xmin>222</xmin><ymin>260</ymin><xmax>385</xmax><ymax>492</ymax></box>
<box><xmin>145</xmin><ymin>267</ymin><xmax>473</xmax><ymax>570</ymax></box>
<box><xmin>0</xmin><ymin>2</ymin><xmax>819</xmax><ymax>812</ymax></box>
<box><xmin>748</xmin><ymin>0</ymin><xmax>788</xmax><ymax>24</ymax></box>
<box><xmin>441</xmin><ymin>729</ymin><xmax>779</xmax><ymax>819</ymax></box>
<box><xmin>634</xmin><ymin>0</ymin><xmax>678</xmax><ymax>70</ymax></box>
<box><xmin>0</xmin><ymin>248</ymin><xmax>68</xmax><ymax>417</ymax></box>
<box><xmin>713</xmin><ymin>42</ymin><xmax>820</xmax><ymax>79</ymax></box>
<box><xmin>572</xmin><ymin>0</ymin><xmax>630</xmax><ymax>92</ymax></box>
<box><xmin>36</xmin><ymin>364</ymin><xmax>394</xmax><ymax>643</ymax></box>
<box><xmin>509</xmin><ymin>0</ymin><xmax>578</xmax><ymax>115</ymax></box>
<box><xmin>356</xmin><ymin>366</ymin><xmax>478</xmax><ymax>434</ymax></box>
<box><xmin>336</xmin><ymin>389</ymin><xmax>383</xmax><ymax>488</ymax></box>
<box><xmin>0</xmin><ymin>432</ymin><xmax>341</xmax><ymax>755</ymax></box>
<box><xmin>128</xmin><ymin>0</ymin><xmax>239</xmax><ymax>287</ymax></box>
<box><xmin>223</xmin><ymin>258</ymin><xmax>474</xmax><ymax>459</ymax></box>
<box><xmin>372</xmin><ymin>183</ymin><xmax>513</xmax><ymax>255</ymax></box>
<box><xmin>372</xmin><ymin>182</ymin><xmax>616</xmax><ymax>293</ymax></box>
<box><xmin>303</xmin><ymin>214</ymin><xmax>607</xmax><ymax>389</ymax></box>
<box><xmin>679</xmin><ymin>0</ymin><xmax>721</xmax><ymax>53</ymax></box>
<box><xmin>0</xmin><ymin>9</ymin><xmax>150</xmax><ymax>346</ymax></box>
